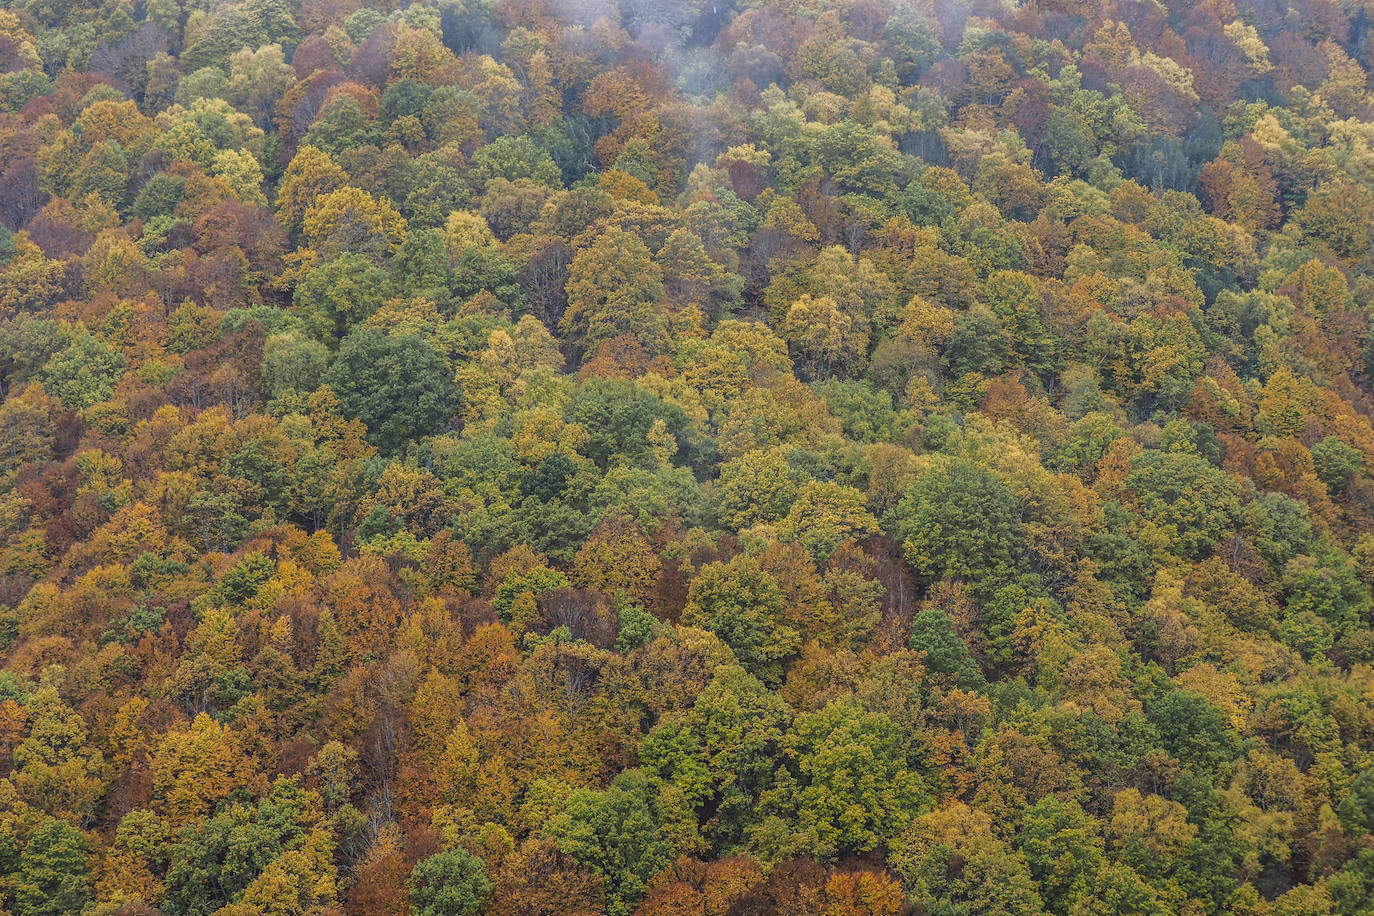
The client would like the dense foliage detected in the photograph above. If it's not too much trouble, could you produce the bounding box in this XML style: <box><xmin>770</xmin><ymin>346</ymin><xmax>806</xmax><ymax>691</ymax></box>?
<box><xmin>3</xmin><ymin>0</ymin><xmax>1374</xmax><ymax>912</ymax></box>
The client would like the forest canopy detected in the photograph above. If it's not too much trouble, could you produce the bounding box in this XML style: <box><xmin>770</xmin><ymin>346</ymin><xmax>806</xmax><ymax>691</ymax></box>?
<box><xmin>2</xmin><ymin>0</ymin><xmax>1374</xmax><ymax>913</ymax></box>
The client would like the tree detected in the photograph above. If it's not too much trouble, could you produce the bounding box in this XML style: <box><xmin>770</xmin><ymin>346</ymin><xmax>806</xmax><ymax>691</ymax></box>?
<box><xmin>325</xmin><ymin>328</ymin><xmax>460</xmax><ymax>452</ymax></box>
<box><xmin>150</xmin><ymin>712</ymin><xmax>246</xmax><ymax>826</ymax></box>
<box><xmin>1256</xmin><ymin>367</ymin><xmax>1322</xmax><ymax>438</ymax></box>
<box><xmin>409</xmin><ymin>848</ymin><xmax>492</xmax><ymax>916</ymax></box>
<box><xmin>885</xmin><ymin>3</ymin><xmax>940</xmax><ymax>82</ymax></box>
<box><xmin>785</xmin><ymin>698</ymin><xmax>928</xmax><ymax>858</ymax></box>
<box><xmin>11</xmin><ymin>686</ymin><xmax>106</xmax><ymax>822</ymax></box>
<box><xmin>162</xmin><ymin>779</ymin><xmax>318</xmax><ymax>915</ymax></box>
<box><xmin>226</xmin><ymin>43</ymin><xmax>295</xmax><ymax>127</ymax></box>
<box><xmin>1124</xmin><ymin>451</ymin><xmax>1241</xmax><ymax>561</ymax></box>
<box><xmin>1311</xmin><ymin>437</ymin><xmax>1362</xmax><ymax>495</ymax></box>
<box><xmin>180</xmin><ymin>6</ymin><xmax>269</xmax><ymax>72</ymax></box>
<box><xmin>0</xmin><ymin>382</ymin><xmax>56</xmax><ymax>474</ymax></box>
<box><xmin>658</xmin><ymin>228</ymin><xmax>742</xmax><ymax>316</ymax></box>
<box><xmin>393</xmin><ymin>228</ymin><xmax>451</xmax><ymax>299</ymax></box>
<box><xmin>14</xmin><ymin>819</ymin><xmax>90</xmax><ymax>916</ymax></box>
<box><xmin>681</xmin><ymin>555</ymin><xmax>800</xmax><ymax>684</ymax></box>
<box><xmin>236</xmin><ymin>829</ymin><xmax>339</xmax><ymax>915</ymax></box>
<box><xmin>545</xmin><ymin>769</ymin><xmax>672</xmax><ymax>916</ymax></box>
<box><xmin>262</xmin><ymin>331</ymin><xmax>328</xmax><ymax>398</ymax></box>
<box><xmin>909</xmin><ymin>608</ymin><xmax>982</xmax><ymax>686</ymax></box>
<box><xmin>712</xmin><ymin>449</ymin><xmax>801</xmax><ymax>531</ymax></box>
<box><xmin>562</xmin><ymin>228</ymin><xmax>668</xmax><ymax>358</ymax></box>
<box><xmin>890</xmin><ymin>459</ymin><xmax>1024</xmax><ymax>588</ymax></box>
<box><xmin>824</xmin><ymin>869</ymin><xmax>906</xmax><ymax>916</ymax></box>
<box><xmin>0</xmin><ymin>233</ymin><xmax>63</xmax><ymax>313</ymax></box>
<box><xmin>892</xmin><ymin>805</ymin><xmax>1045</xmax><ymax>915</ymax></box>
<box><xmin>292</xmin><ymin>253</ymin><xmax>394</xmax><ymax>342</ymax></box>
<box><xmin>778</xmin><ymin>480</ymin><xmax>879</xmax><ymax>560</ymax></box>
<box><xmin>945</xmin><ymin>306</ymin><xmax>1014</xmax><ymax>381</ymax></box>
<box><xmin>983</xmin><ymin>271</ymin><xmax>1057</xmax><ymax>381</ymax></box>
<box><xmin>1145</xmin><ymin>690</ymin><xmax>1240</xmax><ymax>776</ymax></box>
<box><xmin>1016</xmin><ymin>796</ymin><xmax>1104</xmax><ymax>915</ymax></box>
<box><xmin>1296</xmin><ymin>180</ymin><xmax>1374</xmax><ymax>265</ymax></box>
<box><xmin>277</xmin><ymin>146</ymin><xmax>348</xmax><ymax>234</ymax></box>
<box><xmin>565</xmin><ymin>376</ymin><xmax>694</xmax><ymax>470</ymax></box>
<box><xmin>1339</xmin><ymin>767</ymin><xmax>1374</xmax><ymax>836</ymax></box>
<box><xmin>301</xmin><ymin>186</ymin><xmax>408</xmax><ymax>262</ymax></box>
<box><xmin>1107</xmin><ymin>789</ymin><xmax>1196</xmax><ymax>878</ymax></box>
<box><xmin>781</xmin><ymin>294</ymin><xmax>869</xmax><ymax>380</ymax></box>
<box><xmin>468</xmin><ymin>136</ymin><xmax>562</xmax><ymax>190</ymax></box>
<box><xmin>489</xmin><ymin>839</ymin><xmax>605</xmax><ymax>916</ymax></box>
<box><xmin>303</xmin><ymin>94</ymin><xmax>373</xmax><ymax>156</ymax></box>
<box><xmin>641</xmin><ymin>664</ymin><xmax>790</xmax><ymax>849</ymax></box>
<box><xmin>571</xmin><ymin>515</ymin><xmax>661</xmax><ymax>602</ymax></box>
<box><xmin>38</xmin><ymin>325</ymin><xmax>125</xmax><ymax>409</ymax></box>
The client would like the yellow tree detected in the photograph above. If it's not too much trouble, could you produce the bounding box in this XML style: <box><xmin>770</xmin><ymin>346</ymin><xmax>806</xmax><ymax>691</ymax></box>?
<box><xmin>562</xmin><ymin>228</ymin><xmax>668</xmax><ymax>359</ymax></box>
<box><xmin>150</xmin><ymin>713</ymin><xmax>252</xmax><ymax>826</ymax></box>
<box><xmin>276</xmin><ymin>146</ymin><xmax>348</xmax><ymax>235</ymax></box>
<box><xmin>571</xmin><ymin>515</ymin><xmax>662</xmax><ymax>603</ymax></box>
<box><xmin>781</xmin><ymin>295</ymin><xmax>869</xmax><ymax>379</ymax></box>
<box><xmin>301</xmin><ymin>186</ymin><xmax>408</xmax><ymax>263</ymax></box>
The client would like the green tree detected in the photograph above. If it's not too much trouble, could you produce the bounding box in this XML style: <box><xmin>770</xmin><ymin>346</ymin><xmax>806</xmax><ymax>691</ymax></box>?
<box><xmin>1311</xmin><ymin>437</ymin><xmax>1362</xmax><ymax>495</ymax></box>
<box><xmin>38</xmin><ymin>326</ymin><xmax>126</xmax><ymax>409</ymax></box>
<box><xmin>786</xmin><ymin>698</ymin><xmax>928</xmax><ymax>858</ymax></box>
<box><xmin>945</xmin><ymin>306</ymin><xmax>1014</xmax><ymax>380</ymax></box>
<box><xmin>641</xmin><ymin>664</ymin><xmax>790</xmax><ymax>849</ymax></box>
<box><xmin>681</xmin><ymin>555</ymin><xmax>800</xmax><ymax>684</ymax></box>
<box><xmin>325</xmin><ymin>328</ymin><xmax>460</xmax><ymax>453</ymax></box>
<box><xmin>449</xmin><ymin>245</ymin><xmax>523</xmax><ymax>311</ymax></box>
<box><xmin>890</xmin><ymin>459</ymin><xmax>1024</xmax><ymax>587</ymax></box>
<box><xmin>293</xmin><ymin>253</ymin><xmax>393</xmax><ymax>343</ymax></box>
<box><xmin>409</xmin><ymin>847</ymin><xmax>492</xmax><ymax>916</ymax></box>
<box><xmin>1125</xmin><ymin>451</ymin><xmax>1241</xmax><ymax>561</ymax></box>
<box><xmin>15</xmin><ymin>819</ymin><xmax>91</xmax><ymax>916</ymax></box>
<box><xmin>180</xmin><ymin>6</ymin><xmax>268</xmax><ymax>73</ymax></box>
<box><xmin>778</xmin><ymin>479</ymin><xmax>879</xmax><ymax>560</ymax></box>
<box><xmin>468</xmin><ymin>135</ymin><xmax>562</xmax><ymax>190</ymax></box>
<box><xmin>545</xmin><ymin>769</ymin><xmax>671</xmax><ymax>916</ymax></box>
<box><xmin>712</xmin><ymin>449</ymin><xmax>801</xmax><ymax>530</ymax></box>
<box><xmin>909</xmin><ymin>608</ymin><xmax>983</xmax><ymax>686</ymax></box>
<box><xmin>892</xmin><ymin>806</ymin><xmax>1045</xmax><ymax>916</ymax></box>
<box><xmin>393</xmin><ymin>228</ymin><xmax>452</xmax><ymax>299</ymax></box>
<box><xmin>1339</xmin><ymin>767</ymin><xmax>1374</xmax><ymax>836</ymax></box>
<box><xmin>1283</xmin><ymin>555</ymin><xmax>1369</xmax><ymax>632</ymax></box>
<box><xmin>885</xmin><ymin>2</ymin><xmax>941</xmax><ymax>82</ymax></box>
<box><xmin>565</xmin><ymin>377</ymin><xmax>693</xmax><ymax>470</ymax></box>
<box><xmin>302</xmin><ymin>95</ymin><xmax>373</xmax><ymax>156</ymax></box>
<box><xmin>131</xmin><ymin>172</ymin><xmax>186</xmax><ymax>219</ymax></box>
<box><xmin>161</xmin><ymin>780</ymin><xmax>315</xmax><ymax>916</ymax></box>
<box><xmin>1016</xmin><ymin>797</ymin><xmax>1104</xmax><ymax>915</ymax></box>
<box><xmin>1145</xmin><ymin>690</ymin><xmax>1241</xmax><ymax>776</ymax></box>
<box><xmin>982</xmin><ymin>271</ymin><xmax>1058</xmax><ymax>381</ymax></box>
<box><xmin>262</xmin><ymin>331</ymin><xmax>327</xmax><ymax>399</ymax></box>
<box><xmin>226</xmin><ymin>43</ymin><xmax>295</xmax><ymax>128</ymax></box>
